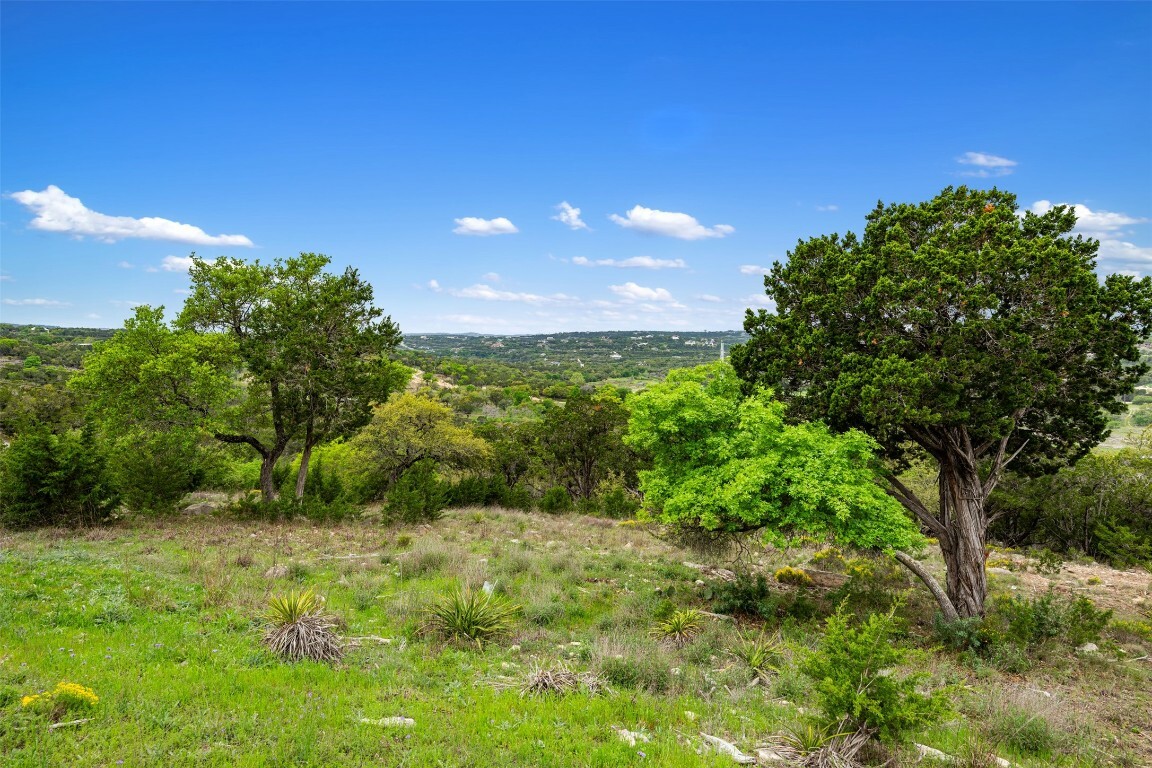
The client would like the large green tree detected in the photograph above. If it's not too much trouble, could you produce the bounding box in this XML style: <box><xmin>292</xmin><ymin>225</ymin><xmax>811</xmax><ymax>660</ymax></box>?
<box><xmin>626</xmin><ymin>362</ymin><xmax>923</xmax><ymax>552</ymax></box>
<box><xmin>731</xmin><ymin>187</ymin><xmax>1152</xmax><ymax>618</ymax></box>
<box><xmin>73</xmin><ymin>254</ymin><xmax>404</xmax><ymax>502</ymax></box>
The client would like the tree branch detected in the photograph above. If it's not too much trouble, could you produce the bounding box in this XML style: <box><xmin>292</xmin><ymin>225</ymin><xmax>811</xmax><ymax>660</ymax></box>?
<box><xmin>884</xmin><ymin>475</ymin><xmax>948</xmax><ymax>539</ymax></box>
<box><xmin>213</xmin><ymin>432</ymin><xmax>269</xmax><ymax>458</ymax></box>
<box><xmin>892</xmin><ymin>550</ymin><xmax>959</xmax><ymax>623</ymax></box>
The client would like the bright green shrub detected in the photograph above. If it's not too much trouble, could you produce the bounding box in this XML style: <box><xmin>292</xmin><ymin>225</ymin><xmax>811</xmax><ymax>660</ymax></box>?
<box><xmin>800</xmin><ymin>604</ymin><xmax>951</xmax><ymax>743</ymax></box>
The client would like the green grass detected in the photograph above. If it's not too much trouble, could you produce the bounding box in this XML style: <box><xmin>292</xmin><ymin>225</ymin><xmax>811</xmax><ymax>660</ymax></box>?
<box><xmin>0</xmin><ymin>510</ymin><xmax>1148</xmax><ymax>766</ymax></box>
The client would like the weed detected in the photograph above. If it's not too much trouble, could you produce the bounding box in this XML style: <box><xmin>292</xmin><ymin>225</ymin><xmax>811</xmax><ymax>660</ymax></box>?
<box><xmin>425</xmin><ymin>587</ymin><xmax>519</xmax><ymax>648</ymax></box>
<box><xmin>650</xmin><ymin>608</ymin><xmax>705</xmax><ymax>646</ymax></box>
<box><xmin>774</xmin><ymin>566</ymin><xmax>813</xmax><ymax>587</ymax></box>
<box><xmin>984</xmin><ymin>708</ymin><xmax>1060</xmax><ymax>757</ymax></box>
<box><xmin>21</xmin><ymin>681</ymin><xmax>99</xmax><ymax>721</ymax></box>
<box><xmin>730</xmin><ymin>630</ymin><xmax>781</xmax><ymax>682</ymax></box>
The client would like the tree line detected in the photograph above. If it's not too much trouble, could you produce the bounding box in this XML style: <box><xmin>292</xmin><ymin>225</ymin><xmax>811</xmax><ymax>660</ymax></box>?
<box><xmin>2</xmin><ymin>186</ymin><xmax>1150</xmax><ymax>624</ymax></box>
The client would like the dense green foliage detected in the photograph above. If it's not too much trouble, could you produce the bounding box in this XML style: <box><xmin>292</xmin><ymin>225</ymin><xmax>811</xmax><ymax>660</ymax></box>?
<box><xmin>801</xmin><ymin>605</ymin><xmax>951</xmax><ymax>743</ymax></box>
<box><xmin>627</xmin><ymin>362</ymin><xmax>922</xmax><ymax>550</ymax></box>
<box><xmin>989</xmin><ymin>448</ymin><xmax>1152</xmax><ymax>568</ymax></box>
<box><xmin>0</xmin><ymin>425</ymin><xmax>119</xmax><ymax>528</ymax></box>
<box><xmin>732</xmin><ymin>186</ymin><xmax>1152</xmax><ymax>618</ymax></box>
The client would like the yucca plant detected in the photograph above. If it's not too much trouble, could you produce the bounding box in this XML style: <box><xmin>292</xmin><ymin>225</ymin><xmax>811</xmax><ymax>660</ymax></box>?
<box><xmin>650</xmin><ymin>608</ymin><xmax>705</xmax><ymax>646</ymax></box>
<box><xmin>425</xmin><ymin>587</ymin><xmax>519</xmax><ymax>648</ymax></box>
<box><xmin>262</xmin><ymin>589</ymin><xmax>343</xmax><ymax>663</ymax></box>
<box><xmin>731</xmin><ymin>630</ymin><xmax>781</xmax><ymax>682</ymax></box>
<box><xmin>519</xmin><ymin>663</ymin><xmax>607</xmax><ymax>697</ymax></box>
<box><xmin>776</xmin><ymin>722</ymin><xmax>866</xmax><ymax>768</ymax></box>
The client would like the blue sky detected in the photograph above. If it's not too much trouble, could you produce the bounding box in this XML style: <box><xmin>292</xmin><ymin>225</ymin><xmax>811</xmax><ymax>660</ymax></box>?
<box><xmin>2</xmin><ymin>2</ymin><xmax>1150</xmax><ymax>334</ymax></box>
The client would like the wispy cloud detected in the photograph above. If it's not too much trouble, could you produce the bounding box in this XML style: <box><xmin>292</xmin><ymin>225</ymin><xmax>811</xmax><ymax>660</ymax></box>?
<box><xmin>427</xmin><ymin>279</ymin><xmax>442</xmax><ymax>292</ymax></box>
<box><xmin>572</xmin><ymin>256</ymin><xmax>686</xmax><ymax>269</ymax></box>
<box><xmin>697</xmin><ymin>294</ymin><xmax>723</xmax><ymax>303</ymax></box>
<box><xmin>609</xmin><ymin>282</ymin><xmax>677</xmax><ymax>303</ymax></box>
<box><xmin>1028</xmin><ymin>200</ymin><xmax>1150</xmax><ymax>273</ymax></box>
<box><xmin>815</xmin><ymin>204</ymin><xmax>839</xmax><ymax>212</ymax></box>
<box><xmin>552</xmin><ymin>201</ymin><xmax>589</xmax><ymax>231</ymax></box>
<box><xmin>117</xmin><ymin>261</ymin><xmax>134</xmax><ymax>269</ymax></box>
<box><xmin>449</xmin><ymin>283</ymin><xmax>576</xmax><ymax>304</ymax></box>
<box><xmin>9</xmin><ymin>185</ymin><xmax>254</xmax><ymax>246</ymax></box>
<box><xmin>481</xmin><ymin>272</ymin><xmax>501</xmax><ymax>283</ymax></box>
<box><xmin>160</xmin><ymin>255</ymin><xmax>195</xmax><ymax>272</ymax></box>
<box><xmin>452</xmin><ymin>216</ymin><xmax>519</xmax><ymax>236</ymax></box>
<box><xmin>1028</xmin><ymin>200</ymin><xmax>1146</xmax><ymax>235</ymax></box>
<box><xmin>2</xmin><ymin>297</ymin><xmax>70</xmax><ymax>307</ymax></box>
<box><xmin>609</xmin><ymin>205</ymin><xmax>734</xmax><ymax>240</ymax></box>
<box><xmin>739</xmin><ymin>264</ymin><xmax>771</xmax><ymax>275</ymax></box>
<box><xmin>956</xmin><ymin>151</ymin><xmax>1017</xmax><ymax>178</ymax></box>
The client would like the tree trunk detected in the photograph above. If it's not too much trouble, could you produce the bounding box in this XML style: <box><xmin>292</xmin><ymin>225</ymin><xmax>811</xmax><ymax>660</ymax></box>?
<box><xmin>295</xmin><ymin>441</ymin><xmax>314</xmax><ymax>500</ymax></box>
<box><xmin>260</xmin><ymin>453</ymin><xmax>280</xmax><ymax>502</ymax></box>
<box><xmin>938</xmin><ymin>457</ymin><xmax>988</xmax><ymax>618</ymax></box>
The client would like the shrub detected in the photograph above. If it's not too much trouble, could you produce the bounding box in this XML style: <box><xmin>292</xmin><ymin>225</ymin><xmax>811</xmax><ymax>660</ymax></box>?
<box><xmin>800</xmin><ymin>604</ymin><xmax>951</xmax><ymax>744</ymax></box>
<box><xmin>711</xmin><ymin>572</ymin><xmax>775</xmax><ymax>620</ymax></box>
<box><xmin>984</xmin><ymin>709</ymin><xmax>1061</xmax><ymax>757</ymax></box>
<box><xmin>539</xmin><ymin>486</ymin><xmax>572</xmax><ymax>514</ymax></box>
<box><xmin>774</xmin><ymin>566</ymin><xmax>814</xmax><ymax>587</ymax></box>
<box><xmin>597</xmin><ymin>654</ymin><xmax>671</xmax><ymax>693</ymax></box>
<box><xmin>387</xmin><ymin>459</ymin><xmax>449</xmax><ymax>522</ymax></box>
<box><xmin>0</xmin><ymin>425</ymin><xmax>119</xmax><ymax>528</ymax></box>
<box><xmin>425</xmin><ymin>587</ymin><xmax>519</xmax><ymax>648</ymax></box>
<box><xmin>990</xmin><ymin>591</ymin><xmax>1111</xmax><ymax>649</ymax></box>
<box><xmin>262</xmin><ymin>589</ymin><xmax>343</xmax><ymax>663</ymax></box>
<box><xmin>650</xmin><ymin>609</ymin><xmax>705</xmax><ymax>646</ymax></box>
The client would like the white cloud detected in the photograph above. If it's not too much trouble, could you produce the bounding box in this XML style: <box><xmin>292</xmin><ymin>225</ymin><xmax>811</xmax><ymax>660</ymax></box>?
<box><xmin>110</xmin><ymin>299</ymin><xmax>147</xmax><ymax>308</ymax></box>
<box><xmin>1028</xmin><ymin>200</ymin><xmax>1147</xmax><ymax>235</ymax></box>
<box><xmin>956</xmin><ymin>152</ymin><xmax>1017</xmax><ymax>177</ymax></box>
<box><xmin>572</xmin><ymin>255</ymin><xmax>687</xmax><ymax>269</ymax></box>
<box><xmin>743</xmin><ymin>293</ymin><xmax>775</xmax><ymax>309</ymax></box>
<box><xmin>9</xmin><ymin>185</ymin><xmax>254</xmax><ymax>246</ymax></box>
<box><xmin>450</xmin><ymin>283</ymin><xmax>576</xmax><ymax>305</ymax></box>
<box><xmin>481</xmin><ymin>272</ymin><xmax>501</xmax><ymax>283</ymax></box>
<box><xmin>608</xmin><ymin>205</ymin><xmax>734</xmax><ymax>240</ymax></box>
<box><xmin>552</xmin><ymin>201</ymin><xmax>589</xmax><ymax>231</ymax></box>
<box><xmin>1098</xmin><ymin>239</ymin><xmax>1152</xmax><ymax>266</ymax></box>
<box><xmin>161</xmin><ymin>255</ymin><xmax>195</xmax><ymax>272</ymax></box>
<box><xmin>2</xmin><ymin>297</ymin><xmax>70</xmax><ymax>307</ymax></box>
<box><xmin>609</xmin><ymin>282</ymin><xmax>676</xmax><ymax>303</ymax></box>
<box><xmin>815</xmin><ymin>204</ymin><xmax>839</xmax><ymax>212</ymax></box>
<box><xmin>117</xmin><ymin>261</ymin><xmax>134</xmax><ymax>269</ymax></box>
<box><xmin>452</xmin><ymin>216</ymin><xmax>519</xmax><ymax>236</ymax></box>
<box><xmin>0</xmin><ymin>274</ymin><xmax>11</xmax><ymax>282</ymax></box>
<box><xmin>698</xmin><ymin>294</ymin><xmax>723</xmax><ymax>303</ymax></box>
<box><xmin>739</xmin><ymin>264</ymin><xmax>771</xmax><ymax>275</ymax></box>
<box><xmin>427</xmin><ymin>279</ymin><xmax>442</xmax><ymax>292</ymax></box>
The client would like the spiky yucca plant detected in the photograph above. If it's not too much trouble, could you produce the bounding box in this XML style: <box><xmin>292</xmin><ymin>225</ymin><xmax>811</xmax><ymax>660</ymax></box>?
<box><xmin>731</xmin><ymin>630</ymin><xmax>781</xmax><ymax>682</ymax></box>
<box><xmin>650</xmin><ymin>608</ymin><xmax>705</xmax><ymax>646</ymax></box>
<box><xmin>262</xmin><ymin>589</ymin><xmax>343</xmax><ymax>663</ymax></box>
<box><xmin>426</xmin><ymin>587</ymin><xmax>519</xmax><ymax>648</ymax></box>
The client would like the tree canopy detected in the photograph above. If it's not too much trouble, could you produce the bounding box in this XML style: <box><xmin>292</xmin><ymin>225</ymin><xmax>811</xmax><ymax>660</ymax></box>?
<box><xmin>626</xmin><ymin>362</ymin><xmax>923</xmax><ymax>552</ymax></box>
<box><xmin>73</xmin><ymin>253</ymin><xmax>405</xmax><ymax>502</ymax></box>
<box><xmin>731</xmin><ymin>186</ymin><xmax>1152</xmax><ymax>618</ymax></box>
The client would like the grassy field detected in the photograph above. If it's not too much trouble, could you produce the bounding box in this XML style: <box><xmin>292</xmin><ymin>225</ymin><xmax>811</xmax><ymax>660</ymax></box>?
<box><xmin>1</xmin><ymin>509</ymin><xmax>1149</xmax><ymax>767</ymax></box>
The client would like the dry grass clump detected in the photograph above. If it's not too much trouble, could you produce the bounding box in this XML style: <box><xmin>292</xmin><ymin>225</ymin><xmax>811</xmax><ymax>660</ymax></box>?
<box><xmin>519</xmin><ymin>663</ymin><xmax>607</xmax><ymax>697</ymax></box>
<box><xmin>262</xmin><ymin>589</ymin><xmax>344</xmax><ymax>663</ymax></box>
<box><xmin>773</xmin><ymin>722</ymin><xmax>870</xmax><ymax>768</ymax></box>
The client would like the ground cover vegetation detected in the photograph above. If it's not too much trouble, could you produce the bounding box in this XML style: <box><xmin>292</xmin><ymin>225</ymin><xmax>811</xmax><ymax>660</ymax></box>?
<box><xmin>2</xmin><ymin>187</ymin><xmax>1152</xmax><ymax>765</ymax></box>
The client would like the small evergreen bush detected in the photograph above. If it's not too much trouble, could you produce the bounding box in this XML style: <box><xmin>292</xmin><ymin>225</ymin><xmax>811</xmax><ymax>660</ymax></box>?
<box><xmin>800</xmin><ymin>603</ymin><xmax>951</xmax><ymax>743</ymax></box>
